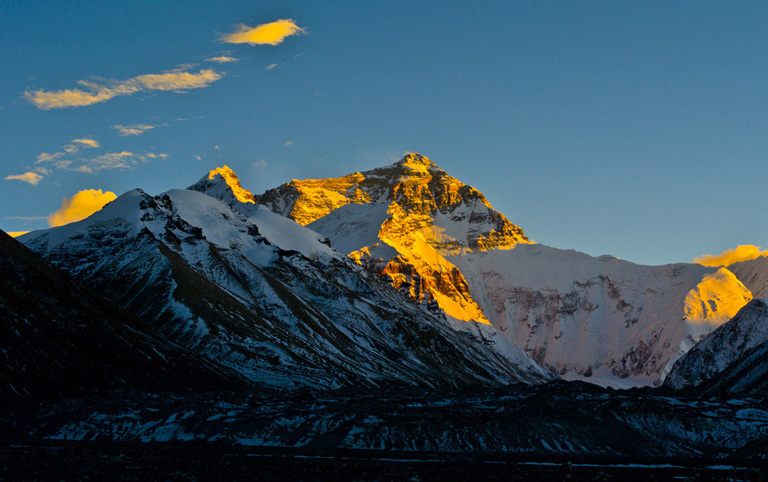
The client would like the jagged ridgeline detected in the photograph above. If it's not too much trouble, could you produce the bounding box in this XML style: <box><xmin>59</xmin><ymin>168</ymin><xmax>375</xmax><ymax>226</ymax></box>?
<box><xmin>0</xmin><ymin>230</ymin><xmax>246</xmax><ymax>409</ymax></box>
<box><xmin>19</xmin><ymin>183</ymin><xmax>551</xmax><ymax>391</ymax></box>
<box><xmin>191</xmin><ymin>153</ymin><xmax>756</xmax><ymax>388</ymax></box>
<box><xmin>16</xmin><ymin>153</ymin><xmax>760</xmax><ymax>390</ymax></box>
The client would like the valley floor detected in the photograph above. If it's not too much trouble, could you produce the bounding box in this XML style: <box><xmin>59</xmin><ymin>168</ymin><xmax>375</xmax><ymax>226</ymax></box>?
<box><xmin>1</xmin><ymin>441</ymin><xmax>764</xmax><ymax>481</ymax></box>
<box><xmin>3</xmin><ymin>384</ymin><xmax>767</xmax><ymax>480</ymax></box>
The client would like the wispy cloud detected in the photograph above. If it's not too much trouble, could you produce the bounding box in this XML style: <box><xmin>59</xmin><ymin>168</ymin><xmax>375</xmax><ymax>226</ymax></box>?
<box><xmin>24</xmin><ymin>68</ymin><xmax>224</xmax><ymax>110</ymax></box>
<box><xmin>221</xmin><ymin>19</ymin><xmax>305</xmax><ymax>46</ymax></box>
<box><xmin>71</xmin><ymin>138</ymin><xmax>100</xmax><ymax>148</ymax></box>
<box><xmin>35</xmin><ymin>146</ymin><xmax>167</xmax><ymax>173</ymax></box>
<box><xmin>254</xmin><ymin>160</ymin><xmax>268</xmax><ymax>168</ymax></box>
<box><xmin>695</xmin><ymin>245</ymin><xmax>768</xmax><ymax>267</ymax></box>
<box><xmin>285</xmin><ymin>140</ymin><xmax>293</xmax><ymax>146</ymax></box>
<box><xmin>113</xmin><ymin>124</ymin><xmax>156</xmax><ymax>136</ymax></box>
<box><xmin>37</xmin><ymin>152</ymin><xmax>64</xmax><ymax>163</ymax></box>
<box><xmin>47</xmin><ymin>189</ymin><xmax>117</xmax><ymax>227</ymax></box>
<box><xmin>207</xmin><ymin>55</ymin><xmax>239</xmax><ymax>63</ymax></box>
<box><xmin>5</xmin><ymin>216</ymin><xmax>47</xmax><ymax>221</ymax></box>
<box><xmin>4</xmin><ymin>172</ymin><xmax>43</xmax><ymax>185</ymax></box>
<box><xmin>265</xmin><ymin>63</ymin><xmax>280</xmax><ymax>70</ymax></box>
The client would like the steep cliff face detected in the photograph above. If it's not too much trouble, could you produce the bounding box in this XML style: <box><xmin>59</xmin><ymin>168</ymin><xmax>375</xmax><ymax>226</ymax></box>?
<box><xmin>255</xmin><ymin>153</ymin><xmax>529</xmax><ymax>252</ymax></box>
<box><xmin>0</xmin><ymin>229</ymin><xmax>245</xmax><ymax>410</ymax></box>
<box><xmin>22</xmin><ymin>185</ymin><xmax>552</xmax><ymax>388</ymax></box>
<box><xmin>450</xmin><ymin>245</ymin><xmax>753</xmax><ymax>386</ymax></box>
<box><xmin>666</xmin><ymin>298</ymin><xmax>768</xmax><ymax>395</ymax></box>
<box><xmin>239</xmin><ymin>153</ymin><xmax>530</xmax><ymax>327</ymax></box>
<box><xmin>192</xmin><ymin>154</ymin><xmax>755</xmax><ymax>387</ymax></box>
<box><xmin>727</xmin><ymin>256</ymin><xmax>768</xmax><ymax>299</ymax></box>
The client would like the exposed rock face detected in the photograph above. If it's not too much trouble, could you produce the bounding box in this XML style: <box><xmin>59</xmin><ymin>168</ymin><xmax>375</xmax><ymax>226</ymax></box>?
<box><xmin>256</xmin><ymin>154</ymin><xmax>529</xmax><ymax>251</ymax></box>
<box><xmin>190</xmin><ymin>166</ymin><xmax>256</xmax><ymax>205</ymax></box>
<box><xmin>21</xmin><ymin>186</ymin><xmax>552</xmax><ymax>389</ymax></box>
<box><xmin>666</xmin><ymin>298</ymin><xmax>768</xmax><ymax>395</ymax></box>
<box><xmin>241</xmin><ymin>154</ymin><xmax>530</xmax><ymax>326</ymax></box>
<box><xmin>192</xmin><ymin>154</ymin><xmax>755</xmax><ymax>387</ymax></box>
<box><xmin>727</xmin><ymin>256</ymin><xmax>768</xmax><ymax>299</ymax></box>
<box><xmin>450</xmin><ymin>245</ymin><xmax>753</xmax><ymax>386</ymax></box>
<box><xmin>0</xmin><ymin>229</ymin><xmax>245</xmax><ymax>410</ymax></box>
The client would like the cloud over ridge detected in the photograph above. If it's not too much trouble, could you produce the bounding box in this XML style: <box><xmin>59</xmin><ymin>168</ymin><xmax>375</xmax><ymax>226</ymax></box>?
<box><xmin>47</xmin><ymin>189</ymin><xmax>117</xmax><ymax>227</ymax></box>
<box><xmin>694</xmin><ymin>245</ymin><xmax>768</xmax><ymax>267</ymax></box>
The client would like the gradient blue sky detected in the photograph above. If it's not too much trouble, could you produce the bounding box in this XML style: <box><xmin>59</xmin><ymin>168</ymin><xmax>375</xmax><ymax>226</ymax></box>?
<box><xmin>2</xmin><ymin>1</ymin><xmax>766</xmax><ymax>265</ymax></box>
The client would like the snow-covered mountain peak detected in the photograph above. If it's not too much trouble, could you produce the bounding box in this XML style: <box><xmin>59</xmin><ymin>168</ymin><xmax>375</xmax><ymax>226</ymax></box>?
<box><xmin>391</xmin><ymin>152</ymin><xmax>437</xmax><ymax>174</ymax></box>
<box><xmin>190</xmin><ymin>165</ymin><xmax>256</xmax><ymax>205</ymax></box>
<box><xmin>179</xmin><ymin>156</ymin><xmax>763</xmax><ymax>388</ymax></box>
<box><xmin>666</xmin><ymin>297</ymin><xmax>768</xmax><ymax>392</ymax></box>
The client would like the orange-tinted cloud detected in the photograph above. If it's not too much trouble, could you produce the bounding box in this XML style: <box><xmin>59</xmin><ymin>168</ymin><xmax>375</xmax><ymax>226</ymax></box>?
<box><xmin>221</xmin><ymin>19</ymin><xmax>305</xmax><ymax>46</ymax></box>
<box><xmin>113</xmin><ymin>124</ymin><xmax>155</xmax><ymax>136</ymax></box>
<box><xmin>47</xmin><ymin>189</ymin><xmax>117</xmax><ymax>227</ymax></box>
<box><xmin>206</xmin><ymin>55</ymin><xmax>239</xmax><ymax>63</ymax></box>
<box><xmin>71</xmin><ymin>138</ymin><xmax>100</xmax><ymax>148</ymax></box>
<box><xmin>24</xmin><ymin>69</ymin><xmax>223</xmax><ymax>109</ymax></box>
<box><xmin>4</xmin><ymin>172</ymin><xmax>43</xmax><ymax>185</ymax></box>
<box><xmin>694</xmin><ymin>245</ymin><xmax>768</xmax><ymax>267</ymax></box>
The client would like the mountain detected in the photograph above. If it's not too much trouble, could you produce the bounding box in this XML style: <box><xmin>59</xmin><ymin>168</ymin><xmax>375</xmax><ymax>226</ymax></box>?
<box><xmin>20</xmin><ymin>185</ymin><xmax>551</xmax><ymax>389</ymax></box>
<box><xmin>451</xmin><ymin>247</ymin><xmax>752</xmax><ymax>386</ymax></box>
<box><xmin>195</xmin><ymin>155</ymin><xmax>530</xmax><ymax>329</ymax></box>
<box><xmin>727</xmin><ymin>256</ymin><xmax>768</xmax><ymax>299</ymax></box>
<box><xmin>0</xmin><ymin>229</ymin><xmax>245</xmax><ymax>410</ymax></box>
<box><xmin>198</xmin><ymin>153</ymin><xmax>754</xmax><ymax>387</ymax></box>
<box><xmin>665</xmin><ymin>297</ymin><xmax>768</xmax><ymax>395</ymax></box>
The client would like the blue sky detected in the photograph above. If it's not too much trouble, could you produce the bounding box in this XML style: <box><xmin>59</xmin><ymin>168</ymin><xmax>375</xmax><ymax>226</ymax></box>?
<box><xmin>1</xmin><ymin>1</ymin><xmax>766</xmax><ymax>265</ymax></box>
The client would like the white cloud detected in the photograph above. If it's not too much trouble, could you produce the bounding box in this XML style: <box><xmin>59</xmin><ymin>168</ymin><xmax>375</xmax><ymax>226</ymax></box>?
<box><xmin>24</xmin><ymin>68</ymin><xmax>224</xmax><ymax>109</ymax></box>
<box><xmin>265</xmin><ymin>63</ymin><xmax>279</xmax><ymax>70</ymax></box>
<box><xmin>254</xmin><ymin>160</ymin><xmax>268</xmax><ymax>168</ymax></box>
<box><xmin>35</xmin><ymin>149</ymin><xmax>166</xmax><ymax>173</ymax></box>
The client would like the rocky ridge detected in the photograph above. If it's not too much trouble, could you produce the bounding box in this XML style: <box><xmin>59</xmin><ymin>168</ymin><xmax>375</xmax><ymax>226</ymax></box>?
<box><xmin>194</xmin><ymin>153</ymin><xmax>757</xmax><ymax>387</ymax></box>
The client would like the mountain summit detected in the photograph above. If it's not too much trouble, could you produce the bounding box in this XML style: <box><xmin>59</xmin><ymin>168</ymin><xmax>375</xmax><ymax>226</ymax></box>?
<box><xmin>192</xmin><ymin>153</ymin><xmax>754</xmax><ymax>387</ymax></box>
<box><xmin>252</xmin><ymin>153</ymin><xmax>530</xmax><ymax>252</ymax></box>
<box><xmin>192</xmin><ymin>166</ymin><xmax>256</xmax><ymax>205</ymax></box>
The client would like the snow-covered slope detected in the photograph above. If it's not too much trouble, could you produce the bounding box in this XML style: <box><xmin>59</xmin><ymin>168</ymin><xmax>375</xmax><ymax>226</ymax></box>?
<box><xmin>21</xmin><ymin>185</ymin><xmax>551</xmax><ymax>388</ymax></box>
<box><xmin>0</xmin><ymin>229</ymin><xmax>245</xmax><ymax>410</ymax></box>
<box><xmin>194</xmin><ymin>153</ymin><xmax>756</xmax><ymax>388</ymax></box>
<box><xmin>665</xmin><ymin>298</ymin><xmax>768</xmax><ymax>394</ymax></box>
<box><xmin>192</xmin><ymin>154</ymin><xmax>530</xmax><ymax>328</ymax></box>
<box><xmin>450</xmin><ymin>245</ymin><xmax>752</xmax><ymax>387</ymax></box>
<box><xmin>727</xmin><ymin>256</ymin><xmax>768</xmax><ymax>299</ymax></box>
